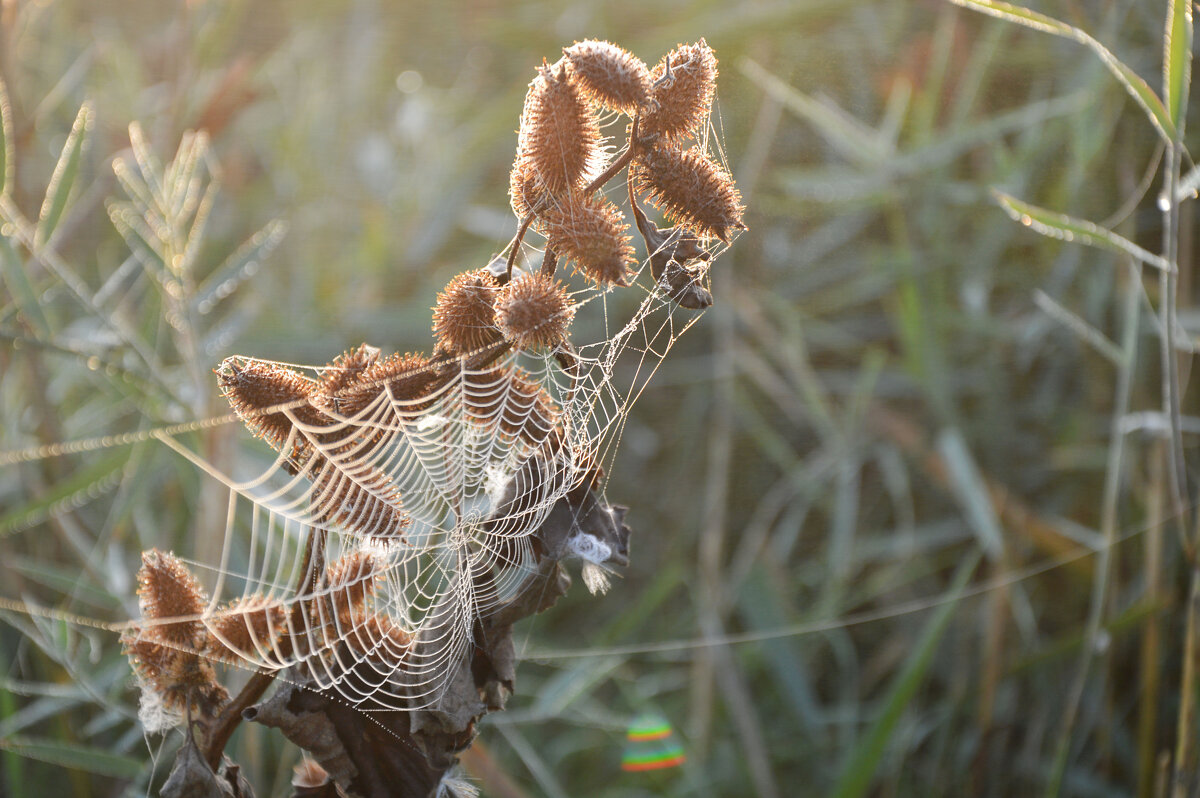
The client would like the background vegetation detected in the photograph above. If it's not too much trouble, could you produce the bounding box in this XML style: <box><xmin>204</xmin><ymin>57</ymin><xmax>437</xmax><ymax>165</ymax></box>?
<box><xmin>0</xmin><ymin>0</ymin><xmax>1195</xmax><ymax>795</ymax></box>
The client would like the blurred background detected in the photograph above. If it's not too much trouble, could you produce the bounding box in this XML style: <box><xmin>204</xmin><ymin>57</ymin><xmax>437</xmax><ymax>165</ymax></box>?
<box><xmin>0</xmin><ymin>0</ymin><xmax>1193</xmax><ymax>795</ymax></box>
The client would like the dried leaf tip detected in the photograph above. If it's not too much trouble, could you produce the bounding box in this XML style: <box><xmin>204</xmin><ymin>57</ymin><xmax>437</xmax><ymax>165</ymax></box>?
<box><xmin>544</xmin><ymin>193</ymin><xmax>636</xmax><ymax>286</ymax></box>
<box><xmin>633</xmin><ymin>145</ymin><xmax>744</xmax><ymax>243</ymax></box>
<box><xmin>516</xmin><ymin>60</ymin><xmax>603</xmax><ymax>198</ymax></box>
<box><xmin>641</xmin><ymin>40</ymin><xmax>717</xmax><ymax>143</ymax></box>
<box><xmin>564</xmin><ymin>40</ymin><xmax>652</xmax><ymax>114</ymax></box>
<box><xmin>433</xmin><ymin>268</ymin><xmax>503</xmax><ymax>355</ymax></box>
<box><xmin>495</xmin><ymin>272</ymin><xmax>575</xmax><ymax>350</ymax></box>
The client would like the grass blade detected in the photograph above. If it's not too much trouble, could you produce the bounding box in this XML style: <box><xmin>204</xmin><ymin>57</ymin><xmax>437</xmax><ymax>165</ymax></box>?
<box><xmin>945</xmin><ymin>0</ymin><xmax>1175</xmax><ymax>141</ymax></box>
<box><xmin>192</xmin><ymin>218</ymin><xmax>288</xmax><ymax>315</ymax></box>
<box><xmin>0</xmin><ymin>79</ymin><xmax>12</xmax><ymax>198</ymax></box>
<box><xmin>35</xmin><ymin>103</ymin><xmax>93</xmax><ymax>249</ymax></box>
<box><xmin>936</xmin><ymin>429</ymin><xmax>1004</xmax><ymax>559</ymax></box>
<box><xmin>830</xmin><ymin>551</ymin><xmax>982</xmax><ymax>798</ymax></box>
<box><xmin>0</xmin><ymin>236</ymin><xmax>51</xmax><ymax>338</ymax></box>
<box><xmin>1165</xmin><ymin>0</ymin><xmax>1193</xmax><ymax>133</ymax></box>
<box><xmin>992</xmin><ymin>189</ymin><xmax>1173</xmax><ymax>271</ymax></box>
<box><xmin>0</xmin><ymin>451</ymin><xmax>129</xmax><ymax>537</ymax></box>
<box><xmin>0</xmin><ymin>737</ymin><xmax>143</xmax><ymax>780</ymax></box>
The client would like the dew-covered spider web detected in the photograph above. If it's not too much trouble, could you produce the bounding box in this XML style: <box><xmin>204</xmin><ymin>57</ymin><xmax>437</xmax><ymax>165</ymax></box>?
<box><xmin>125</xmin><ymin>229</ymin><xmax>733</xmax><ymax>716</ymax></box>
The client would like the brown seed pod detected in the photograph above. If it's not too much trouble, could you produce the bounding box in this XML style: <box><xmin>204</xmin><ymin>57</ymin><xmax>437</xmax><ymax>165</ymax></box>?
<box><xmin>516</xmin><ymin>60</ymin><xmax>603</xmax><ymax>198</ymax></box>
<box><xmin>641</xmin><ymin>40</ymin><xmax>717</xmax><ymax>144</ymax></box>
<box><xmin>509</xmin><ymin>158</ymin><xmax>548</xmax><ymax>223</ymax></box>
<box><xmin>632</xmin><ymin>144</ymin><xmax>744</xmax><ymax>243</ymax></box>
<box><xmin>123</xmin><ymin>629</ymin><xmax>230</xmax><ymax>717</ymax></box>
<box><xmin>432</xmin><ymin>268</ymin><xmax>503</xmax><ymax>355</ymax></box>
<box><xmin>463</xmin><ymin>366</ymin><xmax>561</xmax><ymax>446</ymax></box>
<box><xmin>334</xmin><ymin>352</ymin><xmax>441</xmax><ymax>418</ymax></box>
<box><xmin>342</xmin><ymin>610</ymin><xmax>412</xmax><ymax>665</ymax></box>
<box><xmin>136</xmin><ymin>549</ymin><xmax>208</xmax><ymax>646</ymax></box>
<box><xmin>204</xmin><ymin>594</ymin><xmax>286</xmax><ymax>663</ymax></box>
<box><xmin>542</xmin><ymin>193</ymin><xmax>635</xmax><ymax>286</ymax></box>
<box><xmin>324</xmin><ymin>551</ymin><xmax>383</xmax><ymax>621</ymax></box>
<box><xmin>494</xmin><ymin>272</ymin><xmax>574</xmax><ymax>350</ymax></box>
<box><xmin>319</xmin><ymin>344</ymin><xmax>381</xmax><ymax>399</ymax></box>
<box><xmin>218</xmin><ymin>358</ymin><xmax>330</xmax><ymax>453</ymax></box>
<box><xmin>307</xmin><ymin>458</ymin><xmax>409</xmax><ymax>540</ymax></box>
<box><xmin>563</xmin><ymin>40</ymin><xmax>652</xmax><ymax>114</ymax></box>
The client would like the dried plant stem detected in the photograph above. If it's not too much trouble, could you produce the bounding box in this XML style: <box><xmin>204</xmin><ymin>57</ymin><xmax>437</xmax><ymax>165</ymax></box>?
<box><xmin>1161</xmin><ymin>140</ymin><xmax>1188</xmax><ymax>545</ymax></box>
<box><xmin>1047</xmin><ymin>259</ymin><xmax>1141</xmax><ymax>797</ymax></box>
<box><xmin>1173</xmin><ymin>565</ymin><xmax>1200</xmax><ymax>797</ymax></box>
<box><xmin>203</xmin><ymin>527</ymin><xmax>324</xmax><ymax>770</ymax></box>
<box><xmin>1138</xmin><ymin>442</ymin><xmax>1165</xmax><ymax>798</ymax></box>
<box><xmin>503</xmin><ymin>213</ymin><xmax>537</xmax><ymax>284</ymax></box>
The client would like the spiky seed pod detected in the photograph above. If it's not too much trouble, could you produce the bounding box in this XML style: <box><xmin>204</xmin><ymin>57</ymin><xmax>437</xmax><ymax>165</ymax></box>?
<box><xmin>494</xmin><ymin>273</ymin><xmax>575</xmax><ymax>349</ymax></box>
<box><xmin>218</xmin><ymin>358</ymin><xmax>330</xmax><ymax>453</ymax></box>
<box><xmin>543</xmin><ymin>193</ymin><xmax>636</xmax><ymax>286</ymax></box>
<box><xmin>308</xmin><ymin>459</ymin><xmax>409</xmax><ymax>539</ymax></box>
<box><xmin>136</xmin><ymin>549</ymin><xmax>208</xmax><ymax>646</ymax></box>
<box><xmin>204</xmin><ymin>595</ymin><xmax>286</xmax><ymax>663</ymax></box>
<box><xmin>320</xmin><ymin>344</ymin><xmax>381</xmax><ymax>399</ymax></box>
<box><xmin>641</xmin><ymin>40</ymin><xmax>717</xmax><ymax>143</ymax></box>
<box><xmin>509</xmin><ymin>159</ymin><xmax>548</xmax><ymax>223</ymax></box>
<box><xmin>433</xmin><ymin>268</ymin><xmax>504</xmax><ymax>355</ymax></box>
<box><xmin>343</xmin><ymin>610</ymin><xmax>412</xmax><ymax>664</ymax></box>
<box><xmin>563</xmin><ymin>40</ymin><xmax>652</xmax><ymax>114</ymax></box>
<box><xmin>516</xmin><ymin>61</ymin><xmax>603</xmax><ymax>198</ymax></box>
<box><xmin>632</xmin><ymin>145</ymin><xmax>744</xmax><ymax>242</ymax></box>
<box><xmin>123</xmin><ymin>630</ymin><xmax>230</xmax><ymax>718</ymax></box>
<box><xmin>335</xmin><ymin>352</ymin><xmax>440</xmax><ymax>418</ymax></box>
<box><xmin>464</xmin><ymin>367</ymin><xmax>561</xmax><ymax>445</ymax></box>
<box><xmin>324</xmin><ymin>551</ymin><xmax>383</xmax><ymax>621</ymax></box>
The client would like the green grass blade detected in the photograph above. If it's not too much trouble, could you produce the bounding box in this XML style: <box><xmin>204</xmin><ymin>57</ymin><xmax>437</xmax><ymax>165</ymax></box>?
<box><xmin>0</xmin><ymin>736</ymin><xmax>143</xmax><ymax>780</ymax></box>
<box><xmin>830</xmin><ymin>551</ymin><xmax>982</xmax><ymax>798</ymax></box>
<box><xmin>192</xmin><ymin>218</ymin><xmax>288</xmax><ymax>315</ymax></box>
<box><xmin>0</xmin><ymin>451</ymin><xmax>128</xmax><ymax>537</ymax></box>
<box><xmin>992</xmin><ymin>189</ymin><xmax>1173</xmax><ymax>271</ymax></box>
<box><xmin>0</xmin><ymin>79</ymin><xmax>12</xmax><ymax>199</ymax></box>
<box><xmin>0</xmin><ymin>235</ymin><xmax>51</xmax><ymax>338</ymax></box>
<box><xmin>946</xmin><ymin>0</ymin><xmax>1175</xmax><ymax>141</ymax></box>
<box><xmin>35</xmin><ymin>102</ymin><xmax>93</xmax><ymax>249</ymax></box>
<box><xmin>1165</xmin><ymin>0</ymin><xmax>1193</xmax><ymax>133</ymax></box>
<box><xmin>936</xmin><ymin>428</ymin><xmax>1004</xmax><ymax>558</ymax></box>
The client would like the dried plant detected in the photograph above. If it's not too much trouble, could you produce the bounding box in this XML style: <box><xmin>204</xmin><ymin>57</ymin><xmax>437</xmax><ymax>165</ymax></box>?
<box><xmin>119</xmin><ymin>36</ymin><xmax>743</xmax><ymax>798</ymax></box>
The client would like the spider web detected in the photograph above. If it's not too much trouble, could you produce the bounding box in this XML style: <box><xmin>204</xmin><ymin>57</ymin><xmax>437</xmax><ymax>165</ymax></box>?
<box><xmin>131</xmin><ymin>231</ymin><xmax>730</xmax><ymax>713</ymax></box>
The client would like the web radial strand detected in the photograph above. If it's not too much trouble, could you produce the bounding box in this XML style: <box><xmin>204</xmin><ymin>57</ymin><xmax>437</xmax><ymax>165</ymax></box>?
<box><xmin>170</xmin><ymin>236</ymin><xmax>733</xmax><ymax>710</ymax></box>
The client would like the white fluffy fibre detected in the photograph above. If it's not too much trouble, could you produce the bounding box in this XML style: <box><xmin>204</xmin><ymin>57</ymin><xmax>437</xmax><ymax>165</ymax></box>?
<box><xmin>567</xmin><ymin>531</ymin><xmax>612</xmax><ymax>564</ymax></box>
<box><xmin>581</xmin><ymin>562</ymin><xmax>612</xmax><ymax>595</ymax></box>
<box><xmin>134</xmin><ymin>674</ymin><xmax>184</xmax><ymax>735</ymax></box>
<box><xmin>435</xmin><ymin>772</ymin><xmax>480</xmax><ymax>798</ymax></box>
